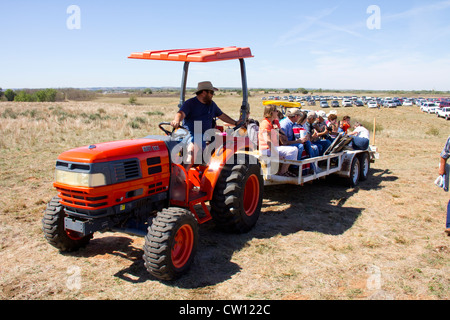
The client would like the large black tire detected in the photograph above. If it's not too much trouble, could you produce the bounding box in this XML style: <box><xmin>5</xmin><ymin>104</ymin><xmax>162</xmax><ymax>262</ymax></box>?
<box><xmin>143</xmin><ymin>207</ymin><xmax>199</xmax><ymax>281</ymax></box>
<box><xmin>359</xmin><ymin>152</ymin><xmax>370</xmax><ymax>181</ymax></box>
<box><xmin>42</xmin><ymin>196</ymin><xmax>92</xmax><ymax>252</ymax></box>
<box><xmin>210</xmin><ymin>155</ymin><xmax>264</xmax><ymax>233</ymax></box>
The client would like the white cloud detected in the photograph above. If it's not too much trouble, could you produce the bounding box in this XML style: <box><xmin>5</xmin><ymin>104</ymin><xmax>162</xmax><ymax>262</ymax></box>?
<box><xmin>275</xmin><ymin>6</ymin><xmax>340</xmax><ymax>47</ymax></box>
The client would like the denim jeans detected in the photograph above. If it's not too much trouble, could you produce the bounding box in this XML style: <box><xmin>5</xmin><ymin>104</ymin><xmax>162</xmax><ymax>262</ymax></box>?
<box><xmin>303</xmin><ymin>140</ymin><xmax>318</xmax><ymax>158</ymax></box>
<box><xmin>447</xmin><ymin>200</ymin><xmax>450</xmax><ymax>228</ymax></box>
<box><xmin>313</xmin><ymin>139</ymin><xmax>332</xmax><ymax>156</ymax></box>
<box><xmin>290</xmin><ymin>143</ymin><xmax>305</xmax><ymax>160</ymax></box>
<box><xmin>352</xmin><ymin>136</ymin><xmax>370</xmax><ymax>150</ymax></box>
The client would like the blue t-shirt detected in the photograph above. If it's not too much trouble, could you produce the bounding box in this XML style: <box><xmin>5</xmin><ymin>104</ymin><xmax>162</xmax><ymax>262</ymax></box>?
<box><xmin>179</xmin><ymin>97</ymin><xmax>223</xmax><ymax>136</ymax></box>
<box><xmin>279</xmin><ymin>117</ymin><xmax>295</xmax><ymax>141</ymax></box>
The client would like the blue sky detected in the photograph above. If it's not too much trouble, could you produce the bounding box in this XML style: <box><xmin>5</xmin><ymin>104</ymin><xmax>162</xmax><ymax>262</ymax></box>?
<box><xmin>2</xmin><ymin>0</ymin><xmax>450</xmax><ymax>91</ymax></box>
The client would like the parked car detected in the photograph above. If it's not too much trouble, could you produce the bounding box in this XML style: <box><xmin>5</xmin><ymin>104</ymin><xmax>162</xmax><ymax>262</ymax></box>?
<box><xmin>342</xmin><ymin>99</ymin><xmax>352</xmax><ymax>107</ymax></box>
<box><xmin>384</xmin><ymin>100</ymin><xmax>397</xmax><ymax>108</ymax></box>
<box><xmin>416</xmin><ymin>99</ymin><xmax>427</xmax><ymax>106</ymax></box>
<box><xmin>331</xmin><ymin>100</ymin><xmax>340</xmax><ymax>107</ymax></box>
<box><xmin>421</xmin><ymin>102</ymin><xmax>438</xmax><ymax>112</ymax></box>
<box><xmin>427</xmin><ymin>104</ymin><xmax>439</xmax><ymax>114</ymax></box>
<box><xmin>320</xmin><ymin>100</ymin><xmax>329</xmax><ymax>108</ymax></box>
<box><xmin>383</xmin><ymin>98</ymin><xmax>393</xmax><ymax>107</ymax></box>
<box><xmin>354</xmin><ymin>100</ymin><xmax>364</xmax><ymax>107</ymax></box>
<box><xmin>367</xmin><ymin>100</ymin><xmax>378</xmax><ymax>108</ymax></box>
<box><xmin>437</xmin><ymin>107</ymin><xmax>450</xmax><ymax>119</ymax></box>
<box><xmin>402</xmin><ymin>99</ymin><xmax>413</xmax><ymax>106</ymax></box>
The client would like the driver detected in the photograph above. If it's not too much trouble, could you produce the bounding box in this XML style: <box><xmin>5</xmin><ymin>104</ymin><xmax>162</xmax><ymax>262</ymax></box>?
<box><xmin>170</xmin><ymin>81</ymin><xmax>239</xmax><ymax>169</ymax></box>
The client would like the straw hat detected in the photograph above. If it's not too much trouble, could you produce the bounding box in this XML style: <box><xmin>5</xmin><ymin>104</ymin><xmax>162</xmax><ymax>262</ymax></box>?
<box><xmin>195</xmin><ymin>81</ymin><xmax>218</xmax><ymax>94</ymax></box>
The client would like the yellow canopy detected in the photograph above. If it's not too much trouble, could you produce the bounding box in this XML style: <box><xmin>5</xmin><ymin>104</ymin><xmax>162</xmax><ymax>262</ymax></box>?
<box><xmin>262</xmin><ymin>100</ymin><xmax>302</xmax><ymax>109</ymax></box>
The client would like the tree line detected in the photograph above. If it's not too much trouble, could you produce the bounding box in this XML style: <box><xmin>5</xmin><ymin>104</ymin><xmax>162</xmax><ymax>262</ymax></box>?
<box><xmin>0</xmin><ymin>88</ymin><xmax>97</xmax><ymax>102</ymax></box>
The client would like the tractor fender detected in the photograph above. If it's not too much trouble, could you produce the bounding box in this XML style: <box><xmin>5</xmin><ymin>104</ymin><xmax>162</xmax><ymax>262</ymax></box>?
<box><xmin>201</xmin><ymin>136</ymin><xmax>252</xmax><ymax>199</ymax></box>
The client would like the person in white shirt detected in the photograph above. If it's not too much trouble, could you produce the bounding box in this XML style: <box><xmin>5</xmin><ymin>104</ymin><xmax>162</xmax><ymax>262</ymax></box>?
<box><xmin>348</xmin><ymin>122</ymin><xmax>370</xmax><ymax>150</ymax></box>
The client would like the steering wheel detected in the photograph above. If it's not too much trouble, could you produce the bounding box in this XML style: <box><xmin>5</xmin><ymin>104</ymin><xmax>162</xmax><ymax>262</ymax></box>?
<box><xmin>158</xmin><ymin>122</ymin><xmax>173</xmax><ymax>136</ymax></box>
<box><xmin>158</xmin><ymin>122</ymin><xmax>190</xmax><ymax>140</ymax></box>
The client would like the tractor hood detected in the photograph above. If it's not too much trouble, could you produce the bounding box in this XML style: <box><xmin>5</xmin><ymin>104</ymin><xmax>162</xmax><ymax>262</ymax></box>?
<box><xmin>57</xmin><ymin>138</ymin><xmax>168</xmax><ymax>163</ymax></box>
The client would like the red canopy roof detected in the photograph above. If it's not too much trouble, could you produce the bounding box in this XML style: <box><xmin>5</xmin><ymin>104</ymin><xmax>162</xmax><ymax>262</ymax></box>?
<box><xmin>128</xmin><ymin>46</ymin><xmax>253</xmax><ymax>62</ymax></box>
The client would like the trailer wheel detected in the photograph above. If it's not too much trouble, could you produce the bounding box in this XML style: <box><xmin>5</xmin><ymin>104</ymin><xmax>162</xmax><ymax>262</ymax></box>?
<box><xmin>143</xmin><ymin>207</ymin><xmax>198</xmax><ymax>281</ymax></box>
<box><xmin>210</xmin><ymin>155</ymin><xmax>264</xmax><ymax>233</ymax></box>
<box><xmin>42</xmin><ymin>196</ymin><xmax>92</xmax><ymax>252</ymax></box>
<box><xmin>359</xmin><ymin>153</ymin><xmax>370</xmax><ymax>181</ymax></box>
<box><xmin>348</xmin><ymin>157</ymin><xmax>360</xmax><ymax>187</ymax></box>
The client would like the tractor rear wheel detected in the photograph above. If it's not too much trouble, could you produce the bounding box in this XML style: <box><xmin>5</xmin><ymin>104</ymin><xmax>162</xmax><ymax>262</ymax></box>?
<box><xmin>143</xmin><ymin>207</ymin><xmax>198</xmax><ymax>281</ymax></box>
<box><xmin>210</xmin><ymin>155</ymin><xmax>264</xmax><ymax>233</ymax></box>
<box><xmin>42</xmin><ymin>196</ymin><xmax>92</xmax><ymax>252</ymax></box>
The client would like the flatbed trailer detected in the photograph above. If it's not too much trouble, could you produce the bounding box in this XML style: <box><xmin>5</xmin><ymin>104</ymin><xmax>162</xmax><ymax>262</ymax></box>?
<box><xmin>255</xmin><ymin>100</ymin><xmax>380</xmax><ymax>187</ymax></box>
<box><xmin>252</xmin><ymin>145</ymin><xmax>379</xmax><ymax>187</ymax></box>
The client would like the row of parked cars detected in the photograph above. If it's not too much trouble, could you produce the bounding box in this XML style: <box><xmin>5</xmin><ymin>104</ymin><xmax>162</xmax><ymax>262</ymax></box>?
<box><xmin>419</xmin><ymin>100</ymin><xmax>450</xmax><ymax>120</ymax></box>
<box><xmin>262</xmin><ymin>95</ymin><xmax>450</xmax><ymax>116</ymax></box>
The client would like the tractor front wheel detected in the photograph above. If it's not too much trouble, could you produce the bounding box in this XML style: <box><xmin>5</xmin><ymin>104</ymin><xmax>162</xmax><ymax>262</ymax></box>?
<box><xmin>42</xmin><ymin>196</ymin><xmax>92</xmax><ymax>252</ymax></box>
<box><xmin>143</xmin><ymin>207</ymin><xmax>199</xmax><ymax>281</ymax></box>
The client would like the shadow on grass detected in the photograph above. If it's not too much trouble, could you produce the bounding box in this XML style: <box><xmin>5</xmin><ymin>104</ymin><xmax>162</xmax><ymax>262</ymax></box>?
<box><xmin>69</xmin><ymin>168</ymin><xmax>397</xmax><ymax>288</ymax></box>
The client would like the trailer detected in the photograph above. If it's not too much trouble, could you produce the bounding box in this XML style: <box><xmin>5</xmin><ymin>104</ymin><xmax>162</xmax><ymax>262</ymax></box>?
<box><xmin>253</xmin><ymin>100</ymin><xmax>379</xmax><ymax>187</ymax></box>
<box><xmin>244</xmin><ymin>129</ymin><xmax>378</xmax><ymax>187</ymax></box>
<box><xmin>257</xmin><ymin>145</ymin><xmax>378</xmax><ymax>187</ymax></box>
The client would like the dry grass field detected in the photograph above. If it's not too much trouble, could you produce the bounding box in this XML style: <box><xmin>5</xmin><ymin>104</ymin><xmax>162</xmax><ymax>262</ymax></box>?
<box><xmin>0</xmin><ymin>92</ymin><xmax>449</xmax><ymax>300</ymax></box>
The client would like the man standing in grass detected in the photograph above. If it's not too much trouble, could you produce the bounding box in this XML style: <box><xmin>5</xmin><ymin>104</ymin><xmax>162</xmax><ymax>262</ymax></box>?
<box><xmin>439</xmin><ymin>135</ymin><xmax>450</xmax><ymax>235</ymax></box>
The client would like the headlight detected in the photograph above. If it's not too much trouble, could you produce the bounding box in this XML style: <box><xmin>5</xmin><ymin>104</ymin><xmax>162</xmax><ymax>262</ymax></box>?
<box><xmin>55</xmin><ymin>170</ymin><xmax>106</xmax><ymax>187</ymax></box>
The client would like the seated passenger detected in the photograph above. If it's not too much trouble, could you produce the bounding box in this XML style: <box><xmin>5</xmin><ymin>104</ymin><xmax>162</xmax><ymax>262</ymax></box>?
<box><xmin>258</xmin><ymin>104</ymin><xmax>298</xmax><ymax>177</ymax></box>
<box><xmin>348</xmin><ymin>121</ymin><xmax>370</xmax><ymax>150</ymax></box>
<box><xmin>246</xmin><ymin>118</ymin><xmax>260</xmax><ymax>151</ymax></box>
<box><xmin>279</xmin><ymin>108</ymin><xmax>305</xmax><ymax>160</ymax></box>
<box><xmin>315</xmin><ymin>111</ymin><xmax>333</xmax><ymax>142</ymax></box>
<box><xmin>232</xmin><ymin>111</ymin><xmax>258</xmax><ymax>151</ymax></box>
<box><xmin>341</xmin><ymin>116</ymin><xmax>351</xmax><ymax>133</ymax></box>
<box><xmin>326</xmin><ymin>113</ymin><xmax>339</xmax><ymax>140</ymax></box>
<box><xmin>294</xmin><ymin>112</ymin><xmax>320</xmax><ymax>173</ymax></box>
<box><xmin>304</xmin><ymin>111</ymin><xmax>331</xmax><ymax>156</ymax></box>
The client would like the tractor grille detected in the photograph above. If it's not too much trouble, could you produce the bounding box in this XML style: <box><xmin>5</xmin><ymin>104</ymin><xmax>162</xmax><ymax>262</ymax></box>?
<box><xmin>57</xmin><ymin>186</ymin><xmax>108</xmax><ymax>210</ymax></box>
<box><xmin>113</xmin><ymin>160</ymin><xmax>140</xmax><ymax>182</ymax></box>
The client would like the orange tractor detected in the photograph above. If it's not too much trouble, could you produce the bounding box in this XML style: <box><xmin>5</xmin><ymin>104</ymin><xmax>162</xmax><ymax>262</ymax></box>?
<box><xmin>42</xmin><ymin>47</ymin><xmax>263</xmax><ymax>280</ymax></box>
